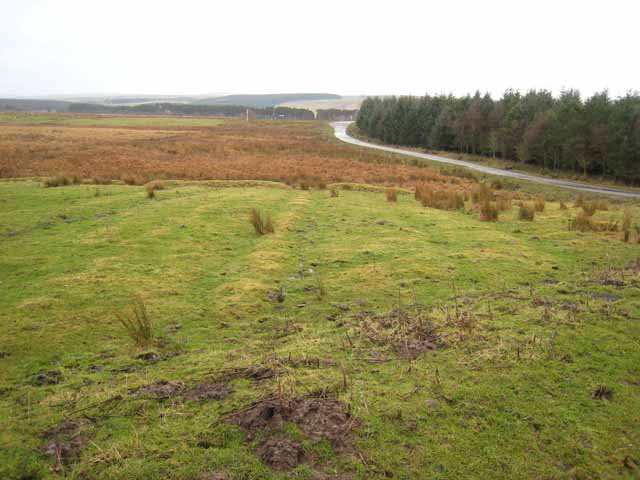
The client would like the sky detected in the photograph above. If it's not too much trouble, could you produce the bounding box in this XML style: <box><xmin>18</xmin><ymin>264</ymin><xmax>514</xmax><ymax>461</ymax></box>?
<box><xmin>1</xmin><ymin>0</ymin><xmax>639</xmax><ymax>99</ymax></box>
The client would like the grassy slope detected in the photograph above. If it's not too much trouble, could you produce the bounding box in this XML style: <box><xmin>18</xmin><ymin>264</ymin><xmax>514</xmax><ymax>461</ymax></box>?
<box><xmin>1</xmin><ymin>181</ymin><xmax>639</xmax><ymax>479</ymax></box>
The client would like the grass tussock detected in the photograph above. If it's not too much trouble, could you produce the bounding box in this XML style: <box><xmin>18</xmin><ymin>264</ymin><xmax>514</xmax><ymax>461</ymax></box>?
<box><xmin>622</xmin><ymin>209</ymin><xmax>633</xmax><ymax>231</ymax></box>
<box><xmin>116</xmin><ymin>296</ymin><xmax>155</xmax><ymax>347</ymax></box>
<box><xmin>385</xmin><ymin>187</ymin><xmax>398</xmax><ymax>202</ymax></box>
<box><xmin>568</xmin><ymin>211</ymin><xmax>619</xmax><ymax>232</ymax></box>
<box><xmin>581</xmin><ymin>199</ymin><xmax>609</xmax><ymax>217</ymax></box>
<box><xmin>250</xmin><ymin>208</ymin><xmax>274</xmax><ymax>235</ymax></box>
<box><xmin>415</xmin><ymin>184</ymin><xmax>465</xmax><ymax>211</ymax></box>
<box><xmin>92</xmin><ymin>177</ymin><xmax>113</xmax><ymax>185</ymax></box>
<box><xmin>43</xmin><ymin>175</ymin><xmax>81</xmax><ymax>188</ymax></box>
<box><xmin>479</xmin><ymin>200</ymin><xmax>499</xmax><ymax>222</ymax></box>
<box><xmin>533</xmin><ymin>195</ymin><xmax>546</xmax><ymax>212</ymax></box>
<box><xmin>471</xmin><ymin>182</ymin><xmax>493</xmax><ymax>204</ymax></box>
<box><xmin>496</xmin><ymin>193</ymin><xmax>512</xmax><ymax>212</ymax></box>
<box><xmin>518</xmin><ymin>203</ymin><xmax>536</xmax><ymax>221</ymax></box>
<box><xmin>145</xmin><ymin>180</ymin><xmax>165</xmax><ymax>198</ymax></box>
<box><xmin>122</xmin><ymin>175</ymin><xmax>148</xmax><ymax>186</ymax></box>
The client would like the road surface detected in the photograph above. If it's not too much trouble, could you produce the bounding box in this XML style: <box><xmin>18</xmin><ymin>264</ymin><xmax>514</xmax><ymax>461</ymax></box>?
<box><xmin>331</xmin><ymin>121</ymin><xmax>640</xmax><ymax>199</ymax></box>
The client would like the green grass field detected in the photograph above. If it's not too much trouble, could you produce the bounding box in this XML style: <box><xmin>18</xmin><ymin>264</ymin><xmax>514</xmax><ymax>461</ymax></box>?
<box><xmin>0</xmin><ymin>113</ymin><xmax>224</xmax><ymax>128</ymax></box>
<box><xmin>1</xmin><ymin>180</ymin><xmax>639</xmax><ymax>479</ymax></box>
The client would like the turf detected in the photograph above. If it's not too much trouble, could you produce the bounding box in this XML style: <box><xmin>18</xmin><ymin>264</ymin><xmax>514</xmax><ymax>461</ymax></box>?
<box><xmin>0</xmin><ymin>180</ymin><xmax>639</xmax><ymax>479</ymax></box>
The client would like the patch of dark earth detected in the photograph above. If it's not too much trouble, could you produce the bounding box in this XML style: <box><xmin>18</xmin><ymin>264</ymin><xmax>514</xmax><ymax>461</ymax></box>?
<box><xmin>184</xmin><ymin>382</ymin><xmax>234</xmax><ymax>401</ymax></box>
<box><xmin>31</xmin><ymin>369</ymin><xmax>63</xmax><ymax>386</ymax></box>
<box><xmin>214</xmin><ymin>364</ymin><xmax>275</xmax><ymax>383</ymax></box>
<box><xmin>129</xmin><ymin>379</ymin><xmax>234</xmax><ymax>402</ymax></box>
<box><xmin>258</xmin><ymin>437</ymin><xmax>305</xmax><ymax>470</ymax></box>
<box><xmin>41</xmin><ymin>418</ymin><xmax>91</xmax><ymax>467</ymax></box>
<box><xmin>352</xmin><ymin>308</ymin><xmax>444</xmax><ymax>360</ymax></box>
<box><xmin>222</xmin><ymin>395</ymin><xmax>358</xmax><ymax>447</ymax></box>
<box><xmin>221</xmin><ymin>395</ymin><xmax>359</xmax><ymax>472</ymax></box>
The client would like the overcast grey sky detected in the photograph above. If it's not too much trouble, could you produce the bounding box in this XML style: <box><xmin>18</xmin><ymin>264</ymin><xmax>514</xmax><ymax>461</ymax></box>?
<box><xmin>1</xmin><ymin>0</ymin><xmax>638</xmax><ymax>99</ymax></box>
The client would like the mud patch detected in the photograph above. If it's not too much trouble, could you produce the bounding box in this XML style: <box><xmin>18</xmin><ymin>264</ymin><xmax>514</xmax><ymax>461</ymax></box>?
<box><xmin>41</xmin><ymin>419</ymin><xmax>89</xmax><ymax>467</ymax></box>
<box><xmin>129</xmin><ymin>380</ymin><xmax>185</xmax><ymax>399</ymax></box>
<box><xmin>185</xmin><ymin>382</ymin><xmax>234</xmax><ymax>401</ymax></box>
<box><xmin>591</xmin><ymin>293</ymin><xmax>620</xmax><ymax>302</ymax></box>
<box><xmin>223</xmin><ymin>395</ymin><xmax>357</xmax><ymax>447</ymax></box>
<box><xmin>32</xmin><ymin>369</ymin><xmax>63</xmax><ymax>386</ymax></box>
<box><xmin>290</xmin><ymin>398</ymin><xmax>355</xmax><ymax>447</ymax></box>
<box><xmin>394</xmin><ymin>338</ymin><xmax>438</xmax><ymax>360</ymax></box>
<box><xmin>216</xmin><ymin>365</ymin><xmax>275</xmax><ymax>383</ymax></box>
<box><xmin>257</xmin><ymin>437</ymin><xmax>305</xmax><ymax>470</ymax></box>
<box><xmin>199</xmin><ymin>472</ymin><xmax>228</xmax><ymax>480</ymax></box>
<box><xmin>592</xmin><ymin>384</ymin><xmax>613</xmax><ymax>400</ymax></box>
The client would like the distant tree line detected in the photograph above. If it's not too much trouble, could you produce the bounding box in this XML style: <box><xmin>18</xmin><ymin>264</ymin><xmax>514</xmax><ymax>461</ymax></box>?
<box><xmin>316</xmin><ymin>109</ymin><xmax>359</xmax><ymax>121</ymax></box>
<box><xmin>68</xmin><ymin>102</ymin><xmax>316</xmax><ymax>120</ymax></box>
<box><xmin>356</xmin><ymin>91</ymin><xmax>640</xmax><ymax>183</ymax></box>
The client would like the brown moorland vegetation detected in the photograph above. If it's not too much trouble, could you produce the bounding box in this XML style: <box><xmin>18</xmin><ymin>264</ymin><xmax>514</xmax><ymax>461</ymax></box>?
<box><xmin>0</xmin><ymin>118</ymin><xmax>476</xmax><ymax>190</ymax></box>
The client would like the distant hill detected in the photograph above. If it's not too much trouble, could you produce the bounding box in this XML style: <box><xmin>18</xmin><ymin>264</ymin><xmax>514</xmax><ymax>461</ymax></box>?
<box><xmin>195</xmin><ymin>93</ymin><xmax>340</xmax><ymax>109</ymax></box>
<box><xmin>0</xmin><ymin>98</ymin><xmax>72</xmax><ymax>112</ymax></box>
<box><xmin>279</xmin><ymin>96</ymin><xmax>364</xmax><ymax>113</ymax></box>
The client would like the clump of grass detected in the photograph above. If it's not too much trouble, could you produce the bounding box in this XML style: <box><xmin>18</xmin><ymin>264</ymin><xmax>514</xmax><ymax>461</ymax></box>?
<box><xmin>582</xmin><ymin>202</ymin><xmax>597</xmax><ymax>216</ymax></box>
<box><xmin>479</xmin><ymin>200</ymin><xmax>498</xmax><ymax>222</ymax></box>
<box><xmin>314</xmin><ymin>271</ymin><xmax>327</xmax><ymax>300</ymax></box>
<box><xmin>43</xmin><ymin>175</ymin><xmax>81</xmax><ymax>188</ymax></box>
<box><xmin>622</xmin><ymin>209</ymin><xmax>632</xmax><ymax>231</ymax></box>
<box><xmin>116</xmin><ymin>296</ymin><xmax>155</xmax><ymax>347</ymax></box>
<box><xmin>92</xmin><ymin>177</ymin><xmax>113</xmax><ymax>185</ymax></box>
<box><xmin>593</xmin><ymin>199</ymin><xmax>609</xmax><ymax>211</ymax></box>
<box><xmin>568</xmin><ymin>211</ymin><xmax>619</xmax><ymax>232</ymax></box>
<box><xmin>122</xmin><ymin>175</ymin><xmax>147</xmax><ymax>186</ymax></box>
<box><xmin>581</xmin><ymin>200</ymin><xmax>609</xmax><ymax>217</ymax></box>
<box><xmin>518</xmin><ymin>204</ymin><xmax>535</xmax><ymax>221</ymax></box>
<box><xmin>385</xmin><ymin>188</ymin><xmax>398</xmax><ymax>202</ymax></box>
<box><xmin>533</xmin><ymin>195</ymin><xmax>545</xmax><ymax>212</ymax></box>
<box><xmin>250</xmin><ymin>208</ymin><xmax>274</xmax><ymax>235</ymax></box>
<box><xmin>415</xmin><ymin>184</ymin><xmax>464</xmax><ymax>211</ymax></box>
<box><xmin>569</xmin><ymin>211</ymin><xmax>594</xmax><ymax>231</ymax></box>
<box><xmin>559</xmin><ymin>201</ymin><xmax>568</xmax><ymax>210</ymax></box>
<box><xmin>145</xmin><ymin>180</ymin><xmax>165</xmax><ymax>198</ymax></box>
<box><xmin>442</xmin><ymin>166</ymin><xmax>478</xmax><ymax>181</ymax></box>
<box><xmin>471</xmin><ymin>182</ymin><xmax>493</xmax><ymax>204</ymax></box>
<box><xmin>490</xmin><ymin>179</ymin><xmax>503</xmax><ymax>190</ymax></box>
<box><xmin>496</xmin><ymin>194</ymin><xmax>512</xmax><ymax>212</ymax></box>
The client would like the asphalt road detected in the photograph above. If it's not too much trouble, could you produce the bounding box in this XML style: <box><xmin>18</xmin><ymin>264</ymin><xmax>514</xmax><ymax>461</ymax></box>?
<box><xmin>331</xmin><ymin>121</ymin><xmax>640</xmax><ymax>199</ymax></box>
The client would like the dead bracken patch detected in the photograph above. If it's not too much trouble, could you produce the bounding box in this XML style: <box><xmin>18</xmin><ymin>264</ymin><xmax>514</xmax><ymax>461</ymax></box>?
<box><xmin>184</xmin><ymin>382</ymin><xmax>234</xmax><ymax>401</ymax></box>
<box><xmin>41</xmin><ymin>419</ymin><xmax>89</xmax><ymax>468</ymax></box>
<box><xmin>257</xmin><ymin>437</ymin><xmax>305</xmax><ymax>470</ymax></box>
<box><xmin>129</xmin><ymin>379</ymin><xmax>185</xmax><ymax>399</ymax></box>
